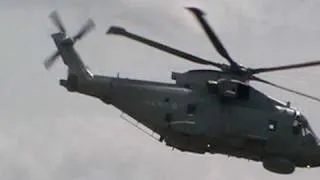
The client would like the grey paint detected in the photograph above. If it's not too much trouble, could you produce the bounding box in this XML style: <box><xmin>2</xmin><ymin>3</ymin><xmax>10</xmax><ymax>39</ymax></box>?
<box><xmin>51</xmin><ymin>13</ymin><xmax>320</xmax><ymax>173</ymax></box>
<box><xmin>2</xmin><ymin>0</ymin><xmax>320</xmax><ymax>179</ymax></box>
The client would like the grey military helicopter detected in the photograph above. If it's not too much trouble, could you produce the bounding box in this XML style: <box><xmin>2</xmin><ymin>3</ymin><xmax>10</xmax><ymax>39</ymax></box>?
<box><xmin>44</xmin><ymin>8</ymin><xmax>320</xmax><ymax>174</ymax></box>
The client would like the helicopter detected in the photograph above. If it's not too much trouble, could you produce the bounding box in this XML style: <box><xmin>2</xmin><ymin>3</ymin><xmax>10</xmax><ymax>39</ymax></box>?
<box><xmin>44</xmin><ymin>8</ymin><xmax>320</xmax><ymax>174</ymax></box>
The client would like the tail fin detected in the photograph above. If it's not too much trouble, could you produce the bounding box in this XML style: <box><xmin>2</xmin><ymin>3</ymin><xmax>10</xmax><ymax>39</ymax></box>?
<box><xmin>43</xmin><ymin>11</ymin><xmax>95</xmax><ymax>80</ymax></box>
<box><xmin>51</xmin><ymin>32</ymin><xmax>93</xmax><ymax>79</ymax></box>
<box><xmin>43</xmin><ymin>11</ymin><xmax>95</xmax><ymax>91</ymax></box>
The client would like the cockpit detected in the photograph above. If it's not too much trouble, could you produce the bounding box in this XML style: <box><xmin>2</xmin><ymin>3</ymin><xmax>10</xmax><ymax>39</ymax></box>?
<box><xmin>275</xmin><ymin>105</ymin><xmax>320</xmax><ymax>145</ymax></box>
<box><xmin>292</xmin><ymin>111</ymin><xmax>320</xmax><ymax>144</ymax></box>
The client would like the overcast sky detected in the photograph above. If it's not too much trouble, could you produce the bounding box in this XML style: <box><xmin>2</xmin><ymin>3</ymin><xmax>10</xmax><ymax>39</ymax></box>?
<box><xmin>1</xmin><ymin>0</ymin><xmax>320</xmax><ymax>179</ymax></box>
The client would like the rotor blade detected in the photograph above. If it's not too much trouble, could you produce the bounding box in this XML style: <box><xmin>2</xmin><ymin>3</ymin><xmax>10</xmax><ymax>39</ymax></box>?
<box><xmin>106</xmin><ymin>26</ymin><xmax>224</xmax><ymax>69</ymax></box>
<box><xmin>73</xmin><ymin>19</ymin><xmax>95</xmax><ymax>42</ymax></box>
<box><xmin>186</xmin><ymin>7</ymin><xmax>239</xmax><ymax>67</ymax></box>
<box><xmin>49</xmin><ymin>11</ymin><xmax>66</xmax><ymax>33</ymax></box>
<box><xmin>252</xmin><ymin>76</ymin><xmax>320</xmax><ymax>102</ymax></box>
<box><xmin>44</xmin><ymin>51</ymin><xmax>59</xmax><ymax>70</ymax></box>
<box><xmin>249</xmin><ymin>60</ymin><xmax>320</xmax><ymax>74</ymax></box>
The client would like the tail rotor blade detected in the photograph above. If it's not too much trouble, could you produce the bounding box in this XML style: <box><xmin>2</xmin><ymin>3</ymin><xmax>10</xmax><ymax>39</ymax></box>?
<box><xmin>73</xmin><ymin>19</ymin><xmax>95</xmax><ymax>42</ymax></box>
<box><xmin>44</xmin><ymin>51</ymin><xmax>59</xmax><ymax>70</ymax></box>
<box><xmin>49</xmin><ymin>11</ymin><xmax>66</xmax><ymax>33</ymax></box>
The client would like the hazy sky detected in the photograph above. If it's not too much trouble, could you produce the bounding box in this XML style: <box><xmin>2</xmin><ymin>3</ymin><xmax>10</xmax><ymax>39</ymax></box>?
<box><xmin>1</xmin><ymin>0</ymin><xmax>320</xmax><ymax>179</ymax></box>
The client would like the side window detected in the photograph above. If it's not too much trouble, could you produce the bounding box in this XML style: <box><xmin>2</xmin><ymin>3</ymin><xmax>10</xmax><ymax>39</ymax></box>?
<box><xmin>186</xmin><ymin>104</ymin><xmax>197</xmax><ymax>116</ymax></box>
<box><xmin>268</xmin><ymin>120</ymin><xmax>277</xmax><ymax>132</ymax></box>
<box><xmin>292</xmin><ymin>120</ymin><xmax>302</xmax><ymax>135</ymax></box>
<box><xmin>207</xmin><ymin>81</ymin><xmax>218</xmax><ymax>94</ymax></box>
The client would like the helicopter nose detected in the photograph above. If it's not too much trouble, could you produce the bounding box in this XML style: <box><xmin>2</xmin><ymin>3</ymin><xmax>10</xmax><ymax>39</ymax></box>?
<box><xmin>315</xmin><ymin>147</ymin><xmax>320</xmax><ymax>166</ymax></box>
<box><xmin>306</xmin><ymin>147</ymin><xmax>320</xmax><ymax>167</ymax></box>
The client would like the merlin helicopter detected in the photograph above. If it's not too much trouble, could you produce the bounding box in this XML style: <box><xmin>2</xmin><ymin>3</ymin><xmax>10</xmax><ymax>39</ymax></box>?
<box><xmin>44</xmin><ymin>8</ymin><xmax>320</xmax><ymax>174</ymax></box>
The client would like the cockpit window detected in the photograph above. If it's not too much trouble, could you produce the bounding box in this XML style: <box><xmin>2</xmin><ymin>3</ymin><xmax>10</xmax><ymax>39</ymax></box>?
<box><xmin>292</xmin><ymin>119</ymin><xmax>302</xmax><ymax>135</ymax></box>
<box><xmin>302</xmin><ymin>117</ymin><xmax>318</xmax><ymax>137</ymax></box>
<box><xmin>293</xmin><ymin>113</ymin><xmax>318</xmax><ymax>138</ymax></box>
<box><xmin>289</xmin><ymin>112</ymin><xmax>320</xmax><ymax>145</ymax></box>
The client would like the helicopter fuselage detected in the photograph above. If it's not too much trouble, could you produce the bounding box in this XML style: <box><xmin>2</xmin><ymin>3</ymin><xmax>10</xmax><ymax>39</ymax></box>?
<box><xmin>60</xmin><ymin>69</ymin><xmax>320</xmax><ymax>174</ymax></box>
<box><xmin>45</xmin><ymin>8</ymin><xmax>320</xmax><ymax>175</ymax></box>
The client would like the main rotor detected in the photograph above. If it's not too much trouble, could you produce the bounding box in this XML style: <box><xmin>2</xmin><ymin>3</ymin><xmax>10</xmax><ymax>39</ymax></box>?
<box><xmin>106</xmin><ymin>7</ymin><xmax>320</xmax><ymax>102</ymax></box>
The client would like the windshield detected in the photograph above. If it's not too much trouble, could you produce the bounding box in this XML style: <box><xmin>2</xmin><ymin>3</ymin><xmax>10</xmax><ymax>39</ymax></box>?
<box><xmin>295</xmin><ymin>113</ymin><xmax>320</xmax><ymax>143</ymax></box>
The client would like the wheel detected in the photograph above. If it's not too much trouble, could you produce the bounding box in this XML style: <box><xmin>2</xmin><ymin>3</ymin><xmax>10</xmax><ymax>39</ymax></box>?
<box><xmin>262</xmin><ymin>157</ymin><xmax>295</xmax><ymax>174</ymax></box>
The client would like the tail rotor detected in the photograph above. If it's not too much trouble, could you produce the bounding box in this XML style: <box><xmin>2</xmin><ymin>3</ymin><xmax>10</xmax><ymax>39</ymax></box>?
<box><xmin>44</xmin><ymin>51</ymin><xmax>60</xmax><ymax>69</ymax></box>
<box><xmin>44</xmin><ymin>11</ymin><xmax>95</xmax><ymax>70</ymax></box>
